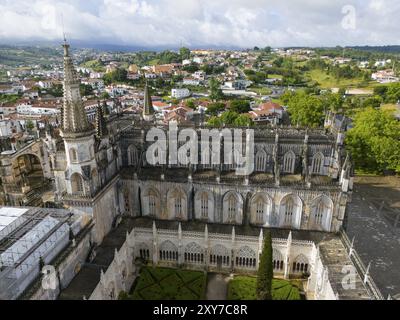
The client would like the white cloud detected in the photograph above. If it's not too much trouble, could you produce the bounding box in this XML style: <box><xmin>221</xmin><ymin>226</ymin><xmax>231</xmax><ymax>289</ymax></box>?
<box><xmin>0</xmin><ymin>0</ymin><xmax>399</xmax><ymax>47</ymax></box>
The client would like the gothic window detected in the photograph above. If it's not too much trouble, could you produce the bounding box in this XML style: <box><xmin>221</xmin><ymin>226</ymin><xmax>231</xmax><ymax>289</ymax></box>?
<box><xmin>255</xmin><ymin>150</ymin><xmax>266</xmax><ymax>172</ymax></box>
<box><xmin>235</xmin><ymin>246</ymin><xmax>257</xmax><ymax>268</ymax></box>
<box><xmin>292</xmin><ymin>254</ymin><xmax>309</xmax><ymax>273</ymax></box>
<box><xmin>284</xmin><ymin>198</ymin><xmax>294</xmax><ymax>224</ymax></box>
<box><xmin>210</xmin><ymin>244</ymin><xmax>230</xmax><ymax>267</ymax></box>
<box><xmin>71</xmin><ymin>173</ymin><xmax>84</xmax><ymax>193</ymax></box>
<box><xmin>202</xmin><ymin>148</ymin><xmax>212</xmax><ymax>169</ymax></box>
<box><xmin>184</xmin><ymin>242</ymin><xmax>204</xmax><ymax>264</ymax></box>
<box><xmin>256</xmin><ymin>199</ymin><xmax>264</xmax><ymax>223</ymax></box>
<box><xmin>280</xmin><ymin>194</ymin><xmax>302</xmax><ymax>229</ymax></box>
<box><xmin>128</xmin><ymin>145</ymin><xmax>138</xmax><ymax>166</ymax></box>
<box><xmin>200</xmin><ymin>193</ymin><xmax>208</xmax><ymax>218</ymax></box>
<box><xmin>123</xmin><ymin>189</ymin><xmax>130</xmax><ymax>214</ymax></box>
<box><xmin>138</xmin><ymin>244</ymin><xmax>150</xmax><ymax>260</ymax></box>
<box><xmin>70</xmin><ymin>148</ymin><xmax>78</xmax><ymax>163</ymax></box>
<box><xmin>149</xmin><ymin>194</ymin><xmax>156</xmax><ymax>216</ymax></box>
<box><xmin>315</xmin><ymin>201</ymin><xmax>324</xmax><ymax>225</ymax></box>
<box><xmin>227</xmin><ymin>150</ymin><xmax>241</xmax><ymax>170</ymax></box>
<box><xmin>273</xmin><ymin>249</ymin><xmax>284</xmax><ymax>271</ymax></box>
<box><xmin>145</xmin><ymin>188</ymin><xmax>160</xmax><ymax>217</ymax></box>
<box><xmin>159</xmin><ymin>241</ymin><xmax>178</xmax><ymax>262</ymax></box>
<box><xmin>311</xmin><ymin>152</ymin><xmax>324</xmax><ymax>174</ymax></box>
<box><xmin>283</xmin><ymin>150</ymin><xmax>295</xmax><ymax>173</ymax></box>
<box><xmin>311</xmin><ymin>195</ymin><xmax>333</xmax><ymax>231</ymax></box>
<box><xmin>175</xmin><ymin>197</ymin><xmax>183</xmax><ymax>218</ymax></box>
<box><xmin>228</xmin><ymin>194</ymin><xmax>237</xmax><ymax>220</ymax></box>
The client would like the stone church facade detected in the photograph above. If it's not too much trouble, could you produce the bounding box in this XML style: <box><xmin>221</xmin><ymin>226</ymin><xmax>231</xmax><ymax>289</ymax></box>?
<box><xmin>1</xmin><ymin>43</ymin><xmax>373</xmax><ymax>300</ymax></box>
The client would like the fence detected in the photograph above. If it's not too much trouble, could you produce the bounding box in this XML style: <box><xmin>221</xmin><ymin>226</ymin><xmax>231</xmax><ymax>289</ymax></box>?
<box><xmin>340</xmin><ymin>229</ymin><xmax>384</xmax><ymax>300</ymax></box>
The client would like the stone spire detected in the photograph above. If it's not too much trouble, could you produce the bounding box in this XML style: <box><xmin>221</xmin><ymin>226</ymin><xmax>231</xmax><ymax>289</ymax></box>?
<box><xmin>61</xmin><ymin>40</ymin><xmax>92</xmax><ymax>136</ymax></box>
<box><xmin>142</xmin><ymin>82</ymin><xmax>155</xmax><ymax>121</ymax></box>
<box><xmin>95</xmin><ymin>101</ymin><xmax>108</xmax><ymax>138</ymax></box>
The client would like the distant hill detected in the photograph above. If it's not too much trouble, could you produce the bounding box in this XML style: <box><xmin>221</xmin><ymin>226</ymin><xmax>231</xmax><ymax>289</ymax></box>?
<box><xmin>346</xmin><ymin>46</ymin><xmax>400</xmax><ymax>54</ymax></box>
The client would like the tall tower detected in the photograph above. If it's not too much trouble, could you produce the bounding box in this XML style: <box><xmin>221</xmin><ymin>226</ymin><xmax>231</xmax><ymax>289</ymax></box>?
<box><xmin>142</xmin><ymin>83</ymin><xmax>155</xmax><ymax>122</ymax></box>
<box><xmin>60</xmin><ymin>41</ymin><xmax>98</xmax><ymax>196</ymax></box>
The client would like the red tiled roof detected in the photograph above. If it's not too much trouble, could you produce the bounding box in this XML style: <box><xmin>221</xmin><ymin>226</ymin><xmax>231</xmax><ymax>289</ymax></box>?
<box><xmin>259</xmin><ymin>101</ymin><xmax>283</xmax><ymax>111</ymax></box>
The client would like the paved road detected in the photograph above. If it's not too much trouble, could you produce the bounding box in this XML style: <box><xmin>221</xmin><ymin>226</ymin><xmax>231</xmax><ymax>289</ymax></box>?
<box><xmin>346</xmin><ymin>179</ymin><xmax>400</xmax><ymax>299</ymax></box>
<box><xmin>205</xmin><ymin>273</ymin><xmax>232</xmax><ymax>300</ymax></box>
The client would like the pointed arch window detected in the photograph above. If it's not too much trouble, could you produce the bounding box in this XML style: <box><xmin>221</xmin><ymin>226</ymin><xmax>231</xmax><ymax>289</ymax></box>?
<box><xmin>228</xmin><ymin>194</ymin><xmax>237</xmax><ymax>220</ymax></box>
<box><xmin>315</xmin><ymin>201</ymin><xmax>324</xmax><ymax>225</ymax></box>
<box><xmin>284</xmin><ymin>198</ymin><xmax>294</xmax><ymax>224</ymax></box>
<box><xmin>283</xmin><ymin>151</ymin><xmax>295</xmax><ymax>173</ymax></box>
<box><xmin>128</xmin><ymin>145</ymin><xmax>138</xmax><ymax>166</ymax></box>
<box><xmin>255</xmin><ymin>150</ymin><xmax>266</xmax><ymax>172</ymax></box>
<box><xmin>70</xmin><ymin>148</ymin><xmax>78</xmax><ymax>163</ymax></box>
<box><xmin>71</xmin><ymin>173</ymin><xmax>84</xmax><ymax>193</ymax></box>
<box><xmin>200</xmin><ymin>193</ymin><xmax>208</xmax><ymax>218</ymax></box>
<box><xmin>256</xmin><ymin>198</ymin><xmax>264</xmax><ymax>223</ymax></box>
<box><xmin>175</xmin><ymin>196</ymin><xmax>183</xmax><ymax>218</ymax></box>
<box><xmin>149</xmin><ymin>194</ymin><xmax>156</xmax><ymax>216</ymax></box>
<box><xmin>311</xmin><ymin>153</ymin><xmax>324</xmax><ymax>174</ymax></box>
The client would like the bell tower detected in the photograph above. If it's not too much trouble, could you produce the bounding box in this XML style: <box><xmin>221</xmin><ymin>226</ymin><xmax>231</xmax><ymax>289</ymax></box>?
<box><xmin>142</xmin><ymin>82</ymin><xmax>155</xmax><ymax>122</ymax></box>
<box><xmin>60</xmin><ymin>40</ymin><xmax>98</xmax><ymax>196</ymax></box>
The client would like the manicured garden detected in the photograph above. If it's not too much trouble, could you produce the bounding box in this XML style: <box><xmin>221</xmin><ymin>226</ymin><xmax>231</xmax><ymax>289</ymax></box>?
<box><xmin>227</xmin><ymin>276</ymin><xmax>302</xmax><ymax>300</ymax></box>
<box><xmin>120</xmin><ymin>267</ymin><xmax>207</xmax><ymax>300</ymax></box>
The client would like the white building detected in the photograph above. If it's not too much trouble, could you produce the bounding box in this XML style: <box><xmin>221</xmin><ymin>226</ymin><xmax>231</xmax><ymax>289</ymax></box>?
<box><xmin>38</xmin><ymin>80</ymin><xmax>54</xmax><ymax>89</ymax></box>
<box><xmin>171</xmin><ymin>88</ymin><xmax>191</xmax><ymax>99</ymax></box>
<box><xmin>371</xmin><ymin>70</ymin><xmax>399</xmax><ymax>83</ymax></box>
<box><xmin>183</xmin><ymin>78</ymin><xmax>201</xmax><ymax>86</ymax></box>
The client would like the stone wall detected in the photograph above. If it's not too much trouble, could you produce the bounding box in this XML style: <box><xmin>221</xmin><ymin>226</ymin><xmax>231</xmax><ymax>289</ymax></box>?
<box><xmin>89</xmin><ymin>221</ymin><xmax>342</xmax><ymax>300</ymax></box>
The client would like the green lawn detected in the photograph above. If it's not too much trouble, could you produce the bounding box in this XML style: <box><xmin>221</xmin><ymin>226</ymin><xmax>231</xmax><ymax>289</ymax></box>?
<box><xmin>267</xmin><ymin>74</ymin><xmax>283</xmax><ymax>79</ymax></box>
<box><xmin>306</xmin><ymin>69</ymin><xmax>372</xmax><ymax>89</ymax></box>
<box><xmin>248</xmin><ymin>86</ymin><xmax>272</xmax><ymax>95</ymax></box>
<box><xmin>121</xmin><ymin>267</ymin><xmax>207</xmax><ymax>300</ymax></box>
<box><xmin>227</xmin><ymin>276</ymin><xmax>302</xmax><ymax>300</ymax></box>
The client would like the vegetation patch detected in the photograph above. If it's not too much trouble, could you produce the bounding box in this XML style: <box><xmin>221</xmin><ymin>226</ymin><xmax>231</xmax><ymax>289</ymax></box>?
<box><xmin>120</xmin><ymin>266</ymin><xmax>207</xmax><ymax>300</ymax></box>
<box><xmin>228</xmin><ymin>276</ymin><xmax>302</xmax><ymax>300</ymax></box>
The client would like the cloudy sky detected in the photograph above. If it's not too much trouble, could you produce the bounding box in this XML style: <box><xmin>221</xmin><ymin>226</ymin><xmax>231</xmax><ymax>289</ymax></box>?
<box><xmin>0</xmin><ymin>0</ymin><xmax>399</xmax><ymax>48</ymax></box>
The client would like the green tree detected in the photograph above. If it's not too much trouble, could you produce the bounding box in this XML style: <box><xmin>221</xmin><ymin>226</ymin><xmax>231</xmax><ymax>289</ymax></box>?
<box><xmin>234</xmin><ymin>114</ymin><xmax>253</xmax><ymax>126</ymax></box>
<box><xmin>286</xmin><ymin>91</ymin><xmax>324</xmax><ymax>127</ymax></box>
<box><xmin>179</xmin><ymin>47</ymin><xmax>191</xmax><ymax>60</ymax></box>
<box><xmin>346</xmin><ymin>107</ymin><xmax>400</xmax><ymax>173</ymax></box>
<box><xmin>80</xmin><ymin>84</ymin><xmax>94</xmax><ymax>97</ymax></box>
<box><xmin>229</xmin><ymin>99</ymin><xmax>251</xmax><ymax>113</ymax></box>
<box><xmin>26</xmin><ymin>120</ymin><xmax>35</xmax><ymax>133</ymax></box>
<box><xmin>256</xmin><ymin>230</ymin><xmax>273</xmax><ymax>300</ymax></box>
<box><xmin>209</xmin><ymin>77</ymin><xmax>224</xmax><ymax>101</ymax></box>
<box><xmin>361</xmin><ymin>96</ymin><xmax>383</xmax><ymax>109</ymax></box>
<box><xmin>206</xmin><ymin>102</ymin><xmax>226</xmax><ymax>116</ymax></box>
<box><xmin>183</xmin><ymin>63</ymin><xmax>199</xmax><ymax>73</ymax></box>
<box><xmin>186</xmin><ymin>99</ymin><xmax>196</xmax><ymax>109</ymax></box>
<box><xmin>207</xmin><ymin>116</ymin><xmax>223</xmax><ymax>127</ymax></box>
<box><xmin>100</xmin><ymin>91</ymin><xmax>110</xmax><ymax>100</ymax></box>
<box><xmin>320</xmin><ymin>92</ymin><xmax>344</xmax><ymax>112</ymax></box>
<box><xmin>220</xmin><ymin>110</ymin><xmax>239</xmax><ymax>124</ymax></box>
<box><xmin>103</xmin><ymin>68</ymin><xmax>128</xmax><ymax>85</ymax></box>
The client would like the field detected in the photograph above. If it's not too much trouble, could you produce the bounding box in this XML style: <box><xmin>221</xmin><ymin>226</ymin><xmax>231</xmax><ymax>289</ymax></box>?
<box><xmin>227</xmin><ymin>275</ymin><xmax>302</xmax><ymax>300</ymax></box>
<box><xmin>122</xmin><ymin>267</ymin><xmax>207</xmax><ymax>300</ymax></box>
<box><xmin>306</xmin><ymin>69</ymin><xmax>373</xmax><ymax>89</ymax></box>
<box><xmin>247</xmin><ymin>86</ymin><xmax>272</xmax><ymax>95</ymax></box>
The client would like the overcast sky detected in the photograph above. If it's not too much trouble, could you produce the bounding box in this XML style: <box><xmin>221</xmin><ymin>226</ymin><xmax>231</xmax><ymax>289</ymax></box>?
<box><xmin>0</xmin><ymin>0</ymin><xmax>399</xmax><ymax>48</ymax></box>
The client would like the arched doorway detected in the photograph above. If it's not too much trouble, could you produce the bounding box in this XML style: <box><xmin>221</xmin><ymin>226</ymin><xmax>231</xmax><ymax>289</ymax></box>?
<box><xmin>13</xmin><ymin>154</ymin><xmax>45</xmax><ymax>190</ymax></box>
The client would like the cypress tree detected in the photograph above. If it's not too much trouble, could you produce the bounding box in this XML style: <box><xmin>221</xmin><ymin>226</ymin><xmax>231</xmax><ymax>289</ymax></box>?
<box><xmin>256</xmin><ymin>230</ymin><xmax>273</xmax><ymax>300</ymax></box>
